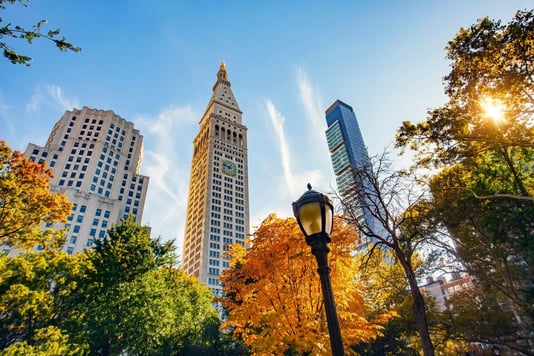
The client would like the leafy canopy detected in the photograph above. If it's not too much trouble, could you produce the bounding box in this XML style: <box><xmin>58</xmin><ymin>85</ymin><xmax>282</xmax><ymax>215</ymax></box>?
<box><xmin>396</xmin><ymin>9</ymin><xmax>534</xmax><ymax>175</ymax></box>
<box><xmin>219</xmin><ymin>214</ymin><xmax>394</xmax><ymax>355</ymax></box>
<box><xmin>66</xmin><ymin>217</ymin><xmax>221</xmax><ymax>355</ymax></box>
<box><xmin>395</xmin><ymin>10</ymin><xmax>534</xmax><ymax>354</ymax></box>
<box><xmin>0</xmin><ymin>139</ymin><xmax>71</xmax><ymax>249</ymax></box>
<box><xmin>0</xmin><ymin>140</ymin><xmax>86</xmax><ymax>353</ymax></box>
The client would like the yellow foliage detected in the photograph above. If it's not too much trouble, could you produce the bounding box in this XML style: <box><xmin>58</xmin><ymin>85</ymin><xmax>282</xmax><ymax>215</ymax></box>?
<box><xmin>219</xmin><ymin>214</ymin><xmax>395</xmax><ymax>355</ymax></box>
<box><xmin>0</xmin><ymin>140</ymin><xmax>71</xmax><ymax>250</ymax></box>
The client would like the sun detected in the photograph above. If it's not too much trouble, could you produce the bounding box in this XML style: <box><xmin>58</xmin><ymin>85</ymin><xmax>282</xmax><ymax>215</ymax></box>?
<box><xmin>479</xmin><ymin>96</ymin><xmax>507</xmax><ymax>126</ymax></box>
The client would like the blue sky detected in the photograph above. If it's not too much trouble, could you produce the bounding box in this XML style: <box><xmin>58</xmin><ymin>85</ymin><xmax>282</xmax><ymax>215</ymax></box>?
<box><xmin>1</xmin><ymin>0</ymin><xmax>531</xmax><ymax>256</ymax></box>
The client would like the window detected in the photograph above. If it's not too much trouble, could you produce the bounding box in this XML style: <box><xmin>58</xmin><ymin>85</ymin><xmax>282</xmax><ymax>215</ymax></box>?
<box><xmin>90</xmin><ymin>229</ymin><xmax>96</xmax><ymax>236</ymax></box>
<box><xmin>73</xmin><ymin>225</ymin><xmax>80</xmax><ymax>233</ymax></box>
<box><xmin>76</xmin><ymin>215</ymin><xmax>83</xmax><ymax>223</ymax></box>
<box><xmin>95</xmin><ymin>209</ymin><xmax>102</xmax><ymax>216</ymax></box>
<box><xmin>93</xmin><ymin>218</ymin><xmax>99</xmax><ymax>226</ymax></box>
<box><xmin>99</xmin><ymin>230</ymin><xmax>106</xmax><ymax>238</ymax></box>
<box><xmin>104</xmin><ymin>210</ymin><xmax>110</xmax><ymax>218</ymax></box>
<box><xmin>70</xmin><ymin>236</ymin><xmax>77</xmax><ymax>244</ymax></box>
<box><xmin>67</xmin><ymin>247</ymin><xmax>74</xmax><ymax>255</ymax></box>
<box><xmin>101</xmin><ymin>220</ymin><xmax>108</xmax><ymax>228</ymax></box>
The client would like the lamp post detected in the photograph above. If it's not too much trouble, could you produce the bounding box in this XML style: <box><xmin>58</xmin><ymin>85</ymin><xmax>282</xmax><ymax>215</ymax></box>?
<box><xmin>292</xmin><ymin>183</ymin><xmax>344</xmax><ymax>356</ymax></box>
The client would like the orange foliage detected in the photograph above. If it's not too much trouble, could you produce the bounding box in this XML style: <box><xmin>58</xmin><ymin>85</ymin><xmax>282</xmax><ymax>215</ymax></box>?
<box><xmin>0</xmin><ymin>140</ymin><xmax>71</xmax><ymax>249</ymax></box>
<box><xmin>219</xmin><ymin>214</ymin><xmax>394</xmax><ymax>355</ymax></box>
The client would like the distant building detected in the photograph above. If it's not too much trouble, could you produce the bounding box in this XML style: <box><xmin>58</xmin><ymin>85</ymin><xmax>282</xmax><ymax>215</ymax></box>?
<box><xmin>324</xmin><ymin>99</ymin><xmax>386</xmax><ymax>242</ymax></box>
<box><xmin>23</xmin><ymin>107</ymin><xmax>149</xmax><ymax>254</ymax></box>
<box><xmin>181</xmin><ymin>62</ymin><xmax>250</xmax><ymax>296</ymax></box>
<box><xmin>421</xmin><ymin>273</ymin><xmax>473</xmax><ymax>311</ymax></box>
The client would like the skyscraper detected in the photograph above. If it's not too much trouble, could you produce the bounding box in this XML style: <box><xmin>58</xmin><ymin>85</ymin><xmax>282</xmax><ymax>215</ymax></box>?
<box><xmin>24</xmin><ymin>107</ymin><xmax>149</xmax><ymax>254</ymax></box>
<box><xmin>182</xmin><ymin>62</ymin><xmax>250</xmax><ymax>296</ymax></box>
<box><xmin>325</xmin><ymin>100</ymin><xmax>385</xmax><ymax>242</ymax></box>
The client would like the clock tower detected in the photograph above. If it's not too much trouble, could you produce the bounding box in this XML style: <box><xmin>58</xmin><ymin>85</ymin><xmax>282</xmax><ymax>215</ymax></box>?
<box><xmin>181</xmin><ymin>62</ymin><xmax>250</xmax><ymax>296</ymax></box>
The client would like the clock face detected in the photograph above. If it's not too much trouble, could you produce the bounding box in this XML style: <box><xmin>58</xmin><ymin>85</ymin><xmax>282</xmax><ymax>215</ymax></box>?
<box><xmin>222</xmin><ymin>160</ymin><xmax>237</xmax><ymax>176</ymax></box>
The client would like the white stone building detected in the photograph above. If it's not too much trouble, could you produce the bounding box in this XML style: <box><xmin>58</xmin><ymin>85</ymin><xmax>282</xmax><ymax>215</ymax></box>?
<box><xmin>24</xmin><ymin>107</ymin><xmax>149</xmax><ymax>254</ymax></box>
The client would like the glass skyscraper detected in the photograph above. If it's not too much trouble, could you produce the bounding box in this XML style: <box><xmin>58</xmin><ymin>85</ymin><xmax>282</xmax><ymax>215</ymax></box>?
<box><xmin>325</xmin><ymin>100</ymin><xmax>386</xmax><ymax>242</ymax></box>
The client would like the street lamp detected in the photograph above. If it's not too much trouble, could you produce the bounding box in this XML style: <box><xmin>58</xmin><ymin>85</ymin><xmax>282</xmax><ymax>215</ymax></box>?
<box><xmin>292</xmin><ymin>183</ymin><xmax>344</xmax><ymax>356</ymax></box>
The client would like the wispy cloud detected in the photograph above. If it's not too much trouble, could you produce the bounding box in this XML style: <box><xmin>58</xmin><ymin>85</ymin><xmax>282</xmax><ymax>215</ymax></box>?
<box><xmin>295</xmin><ymin>67</ymin><xmax>335</xmax><ymax>191</ymax></box>
<box><xmin>46</xmin><ymin>85</ymin><xmax>79</xmax><ymax>111</ymax></box>
<box><xmin>296</xmin><ymin>66</ymin><xmax>325</xmax><ymax>146</ymax></box>
<box><xmin>134</xmin><ymin>105</ymin><xmax>197</xmax><ymax>252</ymax></box>
<box><xmin>264</xmin><ymin>98</ymin><xmax>325</xmax><ymax>199</ymax></box>
<box><xmin>265</xmin><ymin>99</ymin><xmax>299</xmax><ymax>196</ymax></box>
<box><xmin>26</xmin><ymin>84</ymin><xmax>79</xmax><ymax>113</ymax></box>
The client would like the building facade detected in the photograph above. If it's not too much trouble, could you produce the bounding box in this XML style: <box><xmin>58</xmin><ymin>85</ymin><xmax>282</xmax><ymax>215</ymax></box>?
<box><xmin>421</xmin><ymin>273</ymin><xmax>473</xmax><ymax>311</ymax></box>
<box><xmin>24</xmin><ymin>107</ymin><xmax>149</xmax><ymax>254</ymax></box>
<box><xmin>325</xmin><ymin>100</ymin><xmax>386</xmax><ymax>242</ymax></box>
<box><xmin>181</xmin><ymin>62</ymin><xmax>250</xmax><ymax>296</ymax></box>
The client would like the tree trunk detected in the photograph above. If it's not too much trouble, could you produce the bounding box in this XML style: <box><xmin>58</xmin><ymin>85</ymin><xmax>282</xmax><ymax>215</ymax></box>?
<box><xmin>405</xmin><ymin>265</ymin><xmax>435</xmax><ymax>356</ymax></box>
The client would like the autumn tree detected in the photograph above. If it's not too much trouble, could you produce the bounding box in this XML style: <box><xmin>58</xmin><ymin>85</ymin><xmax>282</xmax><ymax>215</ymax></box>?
<box><xmin>0</xmin><ymin>0</ymin><xmax>80</xmax><ymax>65</ymax></box>
<box><xmin>0</xmin><ymin>140</ymin><xmax>71</xmax><ymax>249</ymax></box>
<box><xmin>219</xmin><ymin>214</ymin><xmax>394</xmax><ymax>356</ymax></box>
<box><xmin>395</xmin><ymin>10</ymin><xmax>534</xmax><ymax>353</ymax></box>
<box><xmin>0</xmin><ymin>140</ymin><xmax>87</xmax><ymax>353</ymax></box>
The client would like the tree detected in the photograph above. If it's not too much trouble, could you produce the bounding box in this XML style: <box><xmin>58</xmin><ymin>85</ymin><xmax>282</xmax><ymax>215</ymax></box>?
<box><xmin>0</xmin><ymin>140</ymin><xmax>86</xmax><ymax>353</ymax></box>
<box><xmin>395</xmin><ymin>10</ymin><xmax>534</xmax><ymax>353</ymax></box>
<box><xmin>338</xmin><ymin>153</ymin><xmax>440</xmax><ymax>356</ymax></box>
<box><xmin>396</xmin><ymin>9</ymin><xmax>534</xmax><ymax>197</ymax></box>
<box><xmin>0</xmin><ymin>0</ymin><xmax>80</xmax><ymax>65</ymax></box>
<box><xmin>441</xmin><ymin>285</ymin><xmax>531</xmax><ymax>355</ymax></box>
<box><xmin>219</xmin><ymin>214</ymin><xmax>394</xmax><ymax>356</ymax></box>
<box><xmin>66</xmin><ymin>217</ymin><xmax>222</xmax><ymax>355</ymax></box>
<box><xmin>0</xmin><ymin>139</ymin><xmax>72</xmax><ymax>249</ymax></box>
<box><xmin>0</xmin><ymin>250</ymin><xmax>90</xmax><ymax>354</ymax></box>
<box><xmin>428</xmin><ymin>162</ymin><xmax>534</xmax><ymax>353</ymax></box>
<box><xmin>350</xmin><ymin>249</ymin><xmax>420</xmax><ymax>356</ymax></box>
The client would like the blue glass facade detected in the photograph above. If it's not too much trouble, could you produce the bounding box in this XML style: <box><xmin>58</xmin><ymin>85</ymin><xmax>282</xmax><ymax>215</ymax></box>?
<box><xmin>325</xmin><ymin>100</ymin><xmax>386</xmax><ymax>242</ymax></box>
